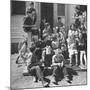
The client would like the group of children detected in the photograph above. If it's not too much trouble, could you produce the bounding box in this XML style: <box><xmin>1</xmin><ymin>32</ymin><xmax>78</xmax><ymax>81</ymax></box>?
<box><xmin>67</xmin><ymin>23</ymin><xmax>87</xmax><ymax>69</ymax></box>
<box><xmin>16</xmin><ymin>22</ymin><xmax>80</xmax><ymax>87</ymax></box>
<box><xmin>16</xmin><ymin>2</ymin><xmax>87</xmax><ymax>87</ymax></box>
<box><xmin>16</xmin><ymin>18</ymin><xmax>87</xmax><ymax>87</ymax></box>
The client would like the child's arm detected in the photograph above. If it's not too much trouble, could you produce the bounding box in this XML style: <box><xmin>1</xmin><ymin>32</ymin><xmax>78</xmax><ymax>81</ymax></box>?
<box><xmin>51</xmin><ymin>55</ymin><xmax>58</xmax><ymax>66</ymax></box>
<box><xmin>42</xmin><ymin>50</ymin><xmax>46</xmax><ymax>62</ymax></box>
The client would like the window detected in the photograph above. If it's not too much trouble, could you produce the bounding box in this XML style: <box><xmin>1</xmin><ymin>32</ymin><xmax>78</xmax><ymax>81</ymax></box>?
<box><xmin>57</xmin><ymin>4</ymin><xmax>65</xmax><ymax>16</ymax></box>
<box><xmin>11</xmin><ymin>1</ymin><xmax>26</xmax><ymax>15</ymax></box>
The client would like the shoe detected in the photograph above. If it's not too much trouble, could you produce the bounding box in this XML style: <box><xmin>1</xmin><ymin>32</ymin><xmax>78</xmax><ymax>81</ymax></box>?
<box><xmin>34</xmin><ymin>77</ymin><xmax>38</xmax><ymax>83</ymax></box>
<box><xmin>43</xmin><ymin>82</ymin><xmax>49</xmax><ymax>87</ymax></box>
<box><xmin>67</xmin><ymin>80</ymin><xmax>72</xmax><ymax>84</ymax></box>
<box><xmin>44</xmin><ymin>84</ymin><xmax>49</xmax><ymax>87</ymax></box>
<box><xmin>53</xmin><ymin>81</ymin><xmax>58</xmax><ymax>85</ymax></box>
<box><xmin>33</xmin><ymin>77</ymin><xmax>38</xmax><ymax>82</ymax></box>
<box><xmin>79</xmin><ymin>65</ymin><xmax>85</xmax><ymax>69</ymax></box>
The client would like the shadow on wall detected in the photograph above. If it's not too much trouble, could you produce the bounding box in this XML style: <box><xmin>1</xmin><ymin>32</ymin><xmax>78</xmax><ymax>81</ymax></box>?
<box><xmin>11</xmin><ymin>43</ymin><xmax>18</xmax><ymax>54</ymax></box>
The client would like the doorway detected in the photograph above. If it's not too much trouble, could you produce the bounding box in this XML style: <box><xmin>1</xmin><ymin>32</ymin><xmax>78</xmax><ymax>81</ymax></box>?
<box><xmin>41</xmin><ymin>3</ymin><xmax>53</xmax><ymax>29</ymax></box>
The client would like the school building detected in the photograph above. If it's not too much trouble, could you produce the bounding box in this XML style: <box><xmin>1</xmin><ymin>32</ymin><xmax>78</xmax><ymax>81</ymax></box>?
<box><xmin>11</xmin><ymin>1</ymin><xmax>76</xmax><ymax>53</ymax></box>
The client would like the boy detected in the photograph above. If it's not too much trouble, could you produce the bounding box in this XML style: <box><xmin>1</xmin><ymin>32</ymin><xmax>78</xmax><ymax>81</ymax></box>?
<box><xmin>28</xmin><ymin>48</ymin><xmax>49</xmax><ymax>87</ymax></box>
<box><xmin>56</xmin><ymin>17</ymin><xmax>63</xmax><ymax>28</ymax></box>
<box><xmin>43</xmin><ymin>23</ymin><xmax>52</xmax><ymax>40</ymax></box>
<box><xmin>52</xmin><ymin>49</ymin><xmax>76</xmax><ymax>84</ymax></box>
<box><xmin>51</xmin><ymin>49</ymin><xmax>64</xmax><ymax>84</ymax></box>
<box><xmin>26</xmin><ymin>2</ymin><xmax>37</xmax><ymax>24</ymax></box>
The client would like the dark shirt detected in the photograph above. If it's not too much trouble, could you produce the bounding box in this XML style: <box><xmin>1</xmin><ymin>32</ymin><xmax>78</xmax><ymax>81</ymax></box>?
<box><xmin>35</xmin><ymin>40</ymin><xmax>46</xmax><ymax>48</ymax></box>
<box><xmin>57</xmin><ymin>22</ymin><xmax>63</xmax><ymax>28</ymax></box>
<box><xmin>24</xmin><ymin>16</ymin><xmax>33</xmax><ymax>25</ymax></box>
<box><xmin>23</xmin><ymin>16</ymin><xmax>33</xmax><ymax>32</ymax></box>
<box><xmin>27</xmin><ymin>8</ymin><xmax>37</xmax><ymax>24</ymax></box>
<box><xmin>45</xmin><ymin>40</ymin><xmax>52</xmax><ymax>47</ymax></box>
<box><xmin>29</xmin><ymin>48</ymin><xmax>42</xmax><ymax>68</ymax></box>
<box><xmin>40</xmin><ymin>21</ymin><xmax>45</xmax><ymax>31</ymax></box>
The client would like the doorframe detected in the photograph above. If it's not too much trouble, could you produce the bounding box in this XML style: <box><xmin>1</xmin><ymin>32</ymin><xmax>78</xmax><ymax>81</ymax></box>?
<box><xmin>40</xmin><ymin>2</ymin><xmax>54</xmax><ymax>28</ymax></box>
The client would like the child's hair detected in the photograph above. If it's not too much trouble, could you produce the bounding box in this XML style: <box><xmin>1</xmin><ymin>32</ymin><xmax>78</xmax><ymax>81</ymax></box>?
<box><xmin>30</xmin><ymin>46</ymin><xmax>36</xmax><ymax>53</ymax></box>
<box><xmin>58</xmin><ymin>17</ymin><xmax>61</xmax><ymax>20</ymax></box>
<box><xmin>42</xmin><ymin>16</ymin><xmax>46</xmax><ymax>21</ymax></box>
<box><xmin>30</xmin><ymin>2</ymin><xmax>34</xmax><ymax>6</ymax></box>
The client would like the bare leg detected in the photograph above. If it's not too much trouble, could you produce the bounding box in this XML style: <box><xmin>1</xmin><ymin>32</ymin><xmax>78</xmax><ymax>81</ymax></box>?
<box><xmin>80</xmin><ymin>51</ymin><xmax>83</xmax><ymax>66</ymax></box>
<box><xmin>75</xmin><ymin>53</ymin><xmax>78</xmax><ymax>66</ymax></box>
<box><xmin>35</xmin><ymin>66</ymin><xmax>49</xmax><ymax>87</ymax></box>
<box><xmin>83</xmin><ymin>51</ymin><xmax>87</xmax><ymax>66</ymax></box>
<box><xmin>69</xmin><ymin>55</ymin><xmax>73</xmax><ymax>66</ymax></box>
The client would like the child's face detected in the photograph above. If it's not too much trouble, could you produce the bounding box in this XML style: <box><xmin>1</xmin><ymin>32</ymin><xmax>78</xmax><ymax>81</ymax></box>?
<box><xmin>30</xmin><ymin>4</ymin><xmax>34</xmax><ymax>8</ymax></box>
<box><xmin>81</xmin><ymin>24</ymin><xmax>84</xmax><ymax>28</ymax></box>
<box><xmin>61</xmin><ymin>46</ymin><xmax>64</xmax><ymax>50</ymax></box>
<box><xmin>56</xmin><ymin>49</ymin><xmax>62</xmax><ymax>55</ymax></box>
<box><xmin>43</xmin><ymin>19</ymin><xmax>46</xmax><ymax>23</ymax></box>
<box><xmin>47</xmin><ymin>36</ymin><xmax>51</xmax><ymax>40</ymax></box>
<box><xmin>58</xmin><ymin>19</ymin><xmax>61</xmax><ymax>22</ymax></box>
<box><xmin>71</xmin><ymin>25</ymin><xmax>74</xmax><ymax>30</ymax></box>
<box><xmin>47</xmin><ymin>25</ymin><xmax>50</xmax><ymax>30</ymax></box>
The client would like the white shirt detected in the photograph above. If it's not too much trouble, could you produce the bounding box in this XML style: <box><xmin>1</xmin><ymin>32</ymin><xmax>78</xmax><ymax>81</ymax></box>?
<box><xmin>45</xmin><ymin>46</ymin><xmax>51</xmax><ymax>55</ymax></box>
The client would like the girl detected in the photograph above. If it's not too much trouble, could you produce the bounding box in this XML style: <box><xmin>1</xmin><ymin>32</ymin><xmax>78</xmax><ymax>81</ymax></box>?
<box><xmin>67</xmin><ymin>24</ymin><xmax>78</xmax><ymax>66</ymax></box>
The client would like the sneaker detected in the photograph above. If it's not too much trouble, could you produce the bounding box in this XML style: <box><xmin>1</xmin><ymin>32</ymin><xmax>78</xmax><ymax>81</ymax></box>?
<box><xmin>79</xmin><ymin>65</ymin><xmax>85</xmax><ymax>69</ymax></box>
<box><xmin>44</xmin><ymin>84</ymin><xmax>49</xmax><ymax>87</ymax></box>
<box><xmin>53</xmin><ymin>81</ymin><xmax>58</xmax><ymax>85</ymax></box>
<box><xmin>67</xmin><ymin>80</ymin><xmax>72</xmax><ymax>84</ymax></box>
<box><xmin>33</xmin><ymin>77</ymin><xmax>38</xmax><ymax>83</ymax></box>
<box><xmin>43</xmin><ymin>82</ymin><xmax>49</xmax><ymax>87</ymax></box>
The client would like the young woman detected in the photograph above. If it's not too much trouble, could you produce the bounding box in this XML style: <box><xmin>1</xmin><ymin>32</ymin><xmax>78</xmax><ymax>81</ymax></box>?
<box><xmin>67</xmin><ymin>24</ymin><xmax>78</xmax><ymax>66</ymax></box>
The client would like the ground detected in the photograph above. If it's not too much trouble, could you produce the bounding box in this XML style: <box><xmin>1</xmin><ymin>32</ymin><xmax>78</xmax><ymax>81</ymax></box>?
<box><xmin>11</xmin><ymin>54</ymin><xmax>87</xmax><ymax>89</ymax></box>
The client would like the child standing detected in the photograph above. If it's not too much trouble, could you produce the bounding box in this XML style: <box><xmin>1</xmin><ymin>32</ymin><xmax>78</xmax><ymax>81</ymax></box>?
<box><xmin>67</xmin><ymin>24</ymin><xmax>78</xmax><ymax>66</ymax></box>
<box><xmin>78</xmin><ymin>23</ymin><xmax>87</xmax><ymax>69</ymax></box>
<box><xmin>51</xmin><ymin>49</ymin><xmax>65</xmax><ymax>85</ymax></box>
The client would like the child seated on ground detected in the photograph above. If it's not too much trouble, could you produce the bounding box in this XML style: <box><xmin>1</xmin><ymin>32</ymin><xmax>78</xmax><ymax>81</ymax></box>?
<box><xmin>27</xmin><ymin>47</ymin><xmax>50</xmax><ymax>87</ymax></box>
<box><xmin>52</xmin><ymin>48</ymin><xmax>78</xmax><ymax>84</ymax></box>
<box><xmin>52</xmin><ymin>34</ymin><xmax>59</xmax><ymax>49</ymax></box>
<box><xmin>51</xmin><ymin>49</ymin><xmax>65</xmax><ymax>85</ymax></box>
<box><xmin>43</xmin><ymin>44</ymin><xmax>52</xmax><ymax>67</ymax></box>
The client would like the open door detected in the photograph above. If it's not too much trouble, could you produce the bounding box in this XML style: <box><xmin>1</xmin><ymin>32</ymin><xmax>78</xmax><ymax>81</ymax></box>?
<box><xmin>41</xmin><ymin>3</ymin><xmax>53</xmax><ymax>29</ymax></box>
